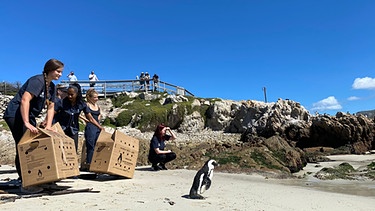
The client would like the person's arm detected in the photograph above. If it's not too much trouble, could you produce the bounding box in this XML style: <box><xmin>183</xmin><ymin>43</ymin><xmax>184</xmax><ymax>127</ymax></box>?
<box><xmin>165</xmin><ymin>127</ymin><xmax>176</xmax><ymax>141</ymax></box>
<box><xmin>151</xmin><ymin>136</ymin><xmax>171</xmax><ymax>154</ymax></box>
<box><xmin>44</xmin><ymin>102</ymin><xmax>55</xmax><ymax>130</ymax></box>
<box><xmin>79</xmin><ymin>114</ymin><xmax>89</xmax><ymax>123</ymax></box>
<box><xmin>84</xmin><ymin>112</ymin><xmax>103</xmax><ymax>130</ymax></box>
<box><xmin>20</xmin><ymin>91</ymin><xmax>38</xmax><ymax>134</ymax></box>
<box><xmin>154</xmin><ymin>147</ymin><xmax>172</xmax><ymax>154</ymax></box>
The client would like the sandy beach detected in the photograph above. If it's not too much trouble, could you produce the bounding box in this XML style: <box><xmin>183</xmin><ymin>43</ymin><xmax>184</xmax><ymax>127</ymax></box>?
<box><xmin>1</xmin><ymin>154</ymin><xmax>375</xmax><ymax>211</ymax></box>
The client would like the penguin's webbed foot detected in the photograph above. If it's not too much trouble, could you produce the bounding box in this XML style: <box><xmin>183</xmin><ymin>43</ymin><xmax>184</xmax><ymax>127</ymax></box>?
<box><xmin>189</xmin><ymin>194</ymin><xmax>205</xmax><ymax>200</ymax></box>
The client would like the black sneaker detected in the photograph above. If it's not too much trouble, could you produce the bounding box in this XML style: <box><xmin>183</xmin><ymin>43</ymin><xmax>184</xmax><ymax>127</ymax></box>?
<box><xmin>159</xmin><ymin>163</ymin><xmax>168</xmax><ymax>170</ymax></box>
<box><xmin>152</xmin><ymin>164</ymin><xmax>162</xmax><ymax>171</ymax></box>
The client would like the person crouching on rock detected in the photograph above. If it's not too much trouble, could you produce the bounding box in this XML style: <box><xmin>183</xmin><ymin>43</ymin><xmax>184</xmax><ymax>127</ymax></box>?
<box><xmin>148</xmin><ymin>124</ymin><xmax>177</xmax><ymax>171</ymax></box>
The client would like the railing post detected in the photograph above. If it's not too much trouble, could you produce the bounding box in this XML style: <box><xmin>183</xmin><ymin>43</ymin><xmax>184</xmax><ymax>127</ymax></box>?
<box><xmin>104</xmin><ymin>82</ymin><xmax>107</xmax><ymax>98</ymax></box>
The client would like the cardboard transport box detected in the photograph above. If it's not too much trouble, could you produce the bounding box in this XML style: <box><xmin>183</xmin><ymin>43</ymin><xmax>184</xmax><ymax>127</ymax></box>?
<box><xmin>17</xmin><ymin>123</ymin><xmax>80</xmax><ymax>187</ymax></box>
<box><xmin>90</xmin><ymin>130</ymin><xmax>139</xmax><ymax>178</ymax></box>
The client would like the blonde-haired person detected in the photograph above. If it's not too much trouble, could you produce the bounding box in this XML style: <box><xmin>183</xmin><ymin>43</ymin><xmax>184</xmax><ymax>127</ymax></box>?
<box><xmin>83</xmin><ymin>88</ymin><xmax>104</xmax><ymax>169</ymax></box>
<box><xmin>3</xmin><ymin>58</ymin><xmax>64</xmax><ymax>193</ymax></box>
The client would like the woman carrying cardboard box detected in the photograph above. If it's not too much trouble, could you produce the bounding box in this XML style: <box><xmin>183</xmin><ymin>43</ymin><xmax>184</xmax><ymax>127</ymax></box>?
<box><xmin>3</xmin><ymin>58</ymin><xmax>64</xmax><ymax>193</ymax></box>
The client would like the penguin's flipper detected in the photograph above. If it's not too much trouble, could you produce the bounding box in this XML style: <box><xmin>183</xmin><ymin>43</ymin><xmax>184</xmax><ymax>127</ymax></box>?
<box><xmin>203</xmin><ymin>178</ymin><xmax>212</xmax><ymax>191</ymax></box>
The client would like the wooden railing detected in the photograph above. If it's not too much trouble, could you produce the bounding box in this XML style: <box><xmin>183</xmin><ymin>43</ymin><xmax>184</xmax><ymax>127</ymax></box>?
<box><xmin>59</xmin><ymin>79</ymin><xmax>194</xmax><ymax>98</ymax></box>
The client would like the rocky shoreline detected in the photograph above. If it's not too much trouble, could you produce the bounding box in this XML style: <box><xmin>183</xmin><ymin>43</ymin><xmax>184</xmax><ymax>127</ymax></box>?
<box><xmin>1</xmin><ymin>92</ymin><xmax>374</xmax><ymax>179</ymax></box>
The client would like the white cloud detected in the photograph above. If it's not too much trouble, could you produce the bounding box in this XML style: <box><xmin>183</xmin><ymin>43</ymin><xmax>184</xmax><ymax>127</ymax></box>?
<box><xmin>311</xmin><ymin>96</ymin><xmax>342</xmax><ymax>111</ymax></box>
<box><xmin>347</xmin><ymin>96</ymin><xmax>360</xmax><ymax>101</ymax></box>
<box><xmin>352</xmin><ymin>77</ymin><xmax>375</xmax><ymax>89</ymax></box>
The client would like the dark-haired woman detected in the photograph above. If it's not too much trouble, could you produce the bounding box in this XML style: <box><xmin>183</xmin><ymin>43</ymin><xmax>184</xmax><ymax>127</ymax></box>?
<box><xmin>54</xmin><ymin>83</ymin><xmax>87</xmax><ymax>151</ymax></box>
<box><xmin>3</xmin><ymin>58</ymin><xmax>64</xmax><ymax>193</ymax></box>
<box><xmin>148</xmin><ymin>124</ymin><xmax>177</xmax><ymax>171</ymax></box>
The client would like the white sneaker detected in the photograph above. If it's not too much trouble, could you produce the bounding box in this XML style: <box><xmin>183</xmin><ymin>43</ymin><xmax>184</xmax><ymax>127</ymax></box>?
<box><xmin>21</xmin><ymin>185</ymin><xmax>44</xmax><ymax>194</ymax></box>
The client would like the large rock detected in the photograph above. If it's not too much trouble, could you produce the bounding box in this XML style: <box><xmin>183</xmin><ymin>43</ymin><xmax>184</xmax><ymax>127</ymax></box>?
<box><xmin>296</xmin><ymin>112</ymin><xmax>375</xmax><ymax>154</ymax></box>
<box><xmin>178</xmin><ymin>111</ymin><xmax>205</xmax><ymax>133</ymax></box>
<box><xmin>205</xmin><ymin>100</ymin><xmax>241</xmax><ymax>131</ymax></box>
<box><xmin>229</xmin><ymin>99</ymin><xmax>310</xmax><ymax>135</ymax></box>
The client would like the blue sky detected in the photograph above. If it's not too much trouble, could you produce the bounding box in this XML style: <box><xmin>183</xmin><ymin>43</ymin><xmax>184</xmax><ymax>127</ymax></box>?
<box><xmin>1</xmin><ymin>0</ymin><xmax>375</xmax><ymax>115</ymax></box>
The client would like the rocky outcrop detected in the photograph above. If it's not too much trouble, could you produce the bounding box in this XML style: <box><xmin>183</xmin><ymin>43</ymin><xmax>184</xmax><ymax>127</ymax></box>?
<box><xmin>0</xmin><ymin>95</ymin><xmax>12</xmax><ymax>119</ymax></box>
<box><xmin>205</xmin><ymin>100</ymin><xmax>240</xmax><ymax>131</ymax></box>
<box><xmin>296</xmin><ymin>112</ymin><xmax>375</xmax><ymax>154</ymax></box>
<box><xmin>227</xmin><ymin>99</ymin><xmax>310</xmax><ymax>135</ymax></box>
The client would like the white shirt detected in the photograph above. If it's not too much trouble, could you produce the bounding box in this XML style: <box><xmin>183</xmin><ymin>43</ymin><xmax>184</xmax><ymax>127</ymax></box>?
<box><xmin>68</xmin><ymin>75</ymin><xmax>78</xmax><ymax>81</ymax></box>
<box><xmin>89</xmin><ymin>73</ymin><xmax>99</xmax><ymax>81</ymax></box>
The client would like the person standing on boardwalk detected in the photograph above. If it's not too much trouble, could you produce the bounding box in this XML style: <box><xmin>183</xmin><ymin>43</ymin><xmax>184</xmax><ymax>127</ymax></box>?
<box><xmin>88</xmin><ymin>71</ymin><xmax>99</xmax><ymax>87</ymax></box>
<box><xmin>144</xmin><ymin>72</ymin><xmax>151</xmax><ymax>91</ymax></box>
<box><xmin>3</xmin><ymin>58</ymin><xmax>63</xmax><ymax>192</ymax></box>
<box><xmin>152</xmin><ymin>74</ymin><xmax>159</xmax><ymax>92</ymax></box>
<box><xmin>67</xmin><ymin>71</ymin><xmax>78</xmax><ymax>81</ymax></box>
<box><xmin>139</xmin><ymin>72</ymin><xmax>145</xmax><ymax>90</ymax></box>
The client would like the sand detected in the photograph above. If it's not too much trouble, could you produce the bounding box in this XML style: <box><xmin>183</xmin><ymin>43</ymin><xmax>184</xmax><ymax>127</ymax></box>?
<box><xmin>1</xmin><ymin>154</ymin><xmax>375</xmax><ymax>211</ymax></box>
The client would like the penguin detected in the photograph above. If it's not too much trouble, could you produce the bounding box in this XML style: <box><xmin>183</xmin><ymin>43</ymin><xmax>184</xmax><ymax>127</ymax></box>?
<box><xmin>189</xmin><ymin>159</ymin><xmax>218</xmax><ymax>199</ymax></box>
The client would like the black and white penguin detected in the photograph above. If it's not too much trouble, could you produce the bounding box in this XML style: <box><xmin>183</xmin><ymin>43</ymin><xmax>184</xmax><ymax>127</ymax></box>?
<box><xmin>189</xmin><ymin>159</ymin><xmax>218</xmax><ymax>199</ymax></box>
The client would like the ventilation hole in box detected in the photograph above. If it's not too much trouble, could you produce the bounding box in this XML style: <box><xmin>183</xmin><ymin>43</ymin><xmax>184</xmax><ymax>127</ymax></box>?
<box><xmin>47</xmin><ymin>166</ymin><xmax>51</xmax><ymax>169</ymax></box>
<box><xmin>44</xmin><ymin>147</ymin><xmax>48</xmax><ymax>150</ymax></box>
<box><xmin>25</xmin><ymin>152</ymin><xmax>29</xmax><ymax>155</ymax></box>
<box><xmin>28</xmin><ymin>170</ymin><xmax>31</xmax><ymax>174</ymax></box>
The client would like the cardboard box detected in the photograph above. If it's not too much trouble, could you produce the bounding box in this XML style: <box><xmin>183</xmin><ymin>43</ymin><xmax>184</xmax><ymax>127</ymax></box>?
<box><xmin>89</xmin><ymin>130</ymin><xmax>139</xmax><ymax>178</ymax></box>
<box><xmin>17</xmin><ymin>123</ymin><xmax>80</xmax><ymax>187</ymax></box>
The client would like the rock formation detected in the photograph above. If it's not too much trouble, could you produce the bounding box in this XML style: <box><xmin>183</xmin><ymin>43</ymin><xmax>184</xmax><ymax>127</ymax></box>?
<box><xmin>0</xmin><ymin>92</ymin><xmax>374</xmax><ymax>175</ymax></box>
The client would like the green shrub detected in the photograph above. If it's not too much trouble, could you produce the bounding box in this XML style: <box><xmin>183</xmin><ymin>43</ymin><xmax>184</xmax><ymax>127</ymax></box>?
<box><xmin>0</xmin><ymin>120</ymin><xmax>10</xmax><ymax>131</ymax></box>
<box><xmin>316</xmin><ymin>162</ymin><xmax>356</xmax><ymax>180</ymax></box>
<box><xmin>367</xmin><ymin>162</ymin><xmax>375</xmax><ymax>170</ymax></box>
<box><xmin>250</xmin><ymin>150</ymin><xmax>283</xmax><ymax>170</ymax></box>
<box><xmin>102</xmin><ymin>117</ymin><xmax>116</xmax><ymax>128</ymax></box>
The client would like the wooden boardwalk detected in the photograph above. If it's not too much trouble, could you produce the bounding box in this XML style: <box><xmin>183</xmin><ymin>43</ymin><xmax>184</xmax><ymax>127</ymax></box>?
<box><xmin>59</xmin><ymin>79</ymin><xmax>194</xmax><ymax>98</ymax></box>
